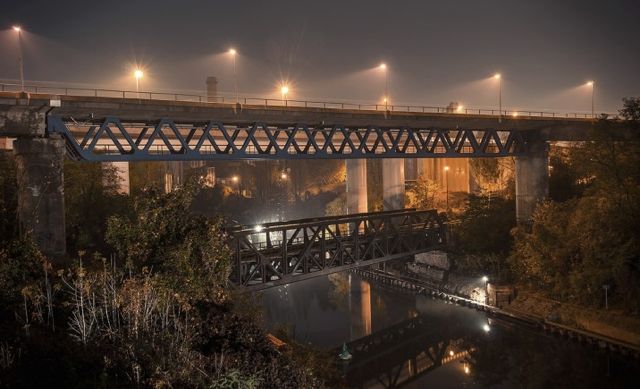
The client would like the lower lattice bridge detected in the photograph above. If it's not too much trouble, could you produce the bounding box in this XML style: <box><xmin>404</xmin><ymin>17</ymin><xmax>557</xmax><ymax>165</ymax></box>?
<box><xmin>227</xmin><ymin>209</ymin><xmax>445</xmax><ymax>290</ymax></box>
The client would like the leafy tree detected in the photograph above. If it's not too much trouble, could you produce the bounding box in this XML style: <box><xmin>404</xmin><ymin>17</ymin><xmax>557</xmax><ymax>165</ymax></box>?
<box><xmin>452</xmin><ymin>195</ymin><xmax>516</xmax><ymax>278</ymax></box>
<box><xmin>407</xmin><ymin>174</ymin><xmax>440</xmax><ymax>210</ymax></box>
<box><xmin>64</xmin><ymin>161</ymin><xmax>130</xmax><ymax>254</ymax></box>
<box><xmin>106</xmin><ymin>182</ymin><xmax>231</xmax><ymax>303</ymax></box>
<box><xmin>510</xmin><ymin>99</ymin><xmax>640</xmax><ymax>310</ymax></box>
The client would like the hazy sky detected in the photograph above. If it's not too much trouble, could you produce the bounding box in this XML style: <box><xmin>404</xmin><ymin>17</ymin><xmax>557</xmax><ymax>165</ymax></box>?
<box><xmin>1</xmin><ymin>0</ymin><xmax>639</xmax><ymax>113</ymax></box>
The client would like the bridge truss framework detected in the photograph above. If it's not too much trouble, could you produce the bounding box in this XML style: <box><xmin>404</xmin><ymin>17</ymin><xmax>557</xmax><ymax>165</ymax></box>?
<box><xmin>47</xmin><ymin>116</ymin><xmax>527</xmax><ymax>161</ymax></box>
<box><xmin>227</xmin><ymin>209</ymin><xmax>445</xmax><ymax>290</ymax></box>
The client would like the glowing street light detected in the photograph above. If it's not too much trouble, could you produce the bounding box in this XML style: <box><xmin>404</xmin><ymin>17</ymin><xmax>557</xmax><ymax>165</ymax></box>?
<box><xmin>229</xmin><ymin>48</ymin><xmax>239</xmax><ymax>104</ymax></box>
<box><xmin>444</xmin><ymin>166</ymin><xmax>450</xmax><ymax>210</ymax></box>
<box><xmin>483</xmin><ymin>324</ymin><xmax>491</xmax><ymax>333</ymax></box>
<box><xmin>483</xmin><ymin>276</ymin><xmax>489</xmax><ymax>304</ymax></box>
<box><xmin>586</xmin><ymin>81</ymin><xmax>595</xmax><ymax>118</ymax></box>
<box><xmin>493</xmin><ymin>73</ymin><xmax>502</xmax><ymax>121</ymax></box>
<box><xmin>134</xmin><ymin>69</ymin><xmax>143</xmax><ymax>96</ymax></box>
<box><xmin>456</xmin><ymin>105</ymin><xmax>464</xmax><ymax>113</ymax></box>
<box><xmin>379</xmin><ymin>63</ymin><xmax>389</xmax><ymax>110</ymax></box>
<box><xmin>280</xmin><ymin>171</ymin><xmax>288</xmax><ymax>180</ymax></box>
<box><xmin>13</xmin><ymin>25</ymin><xmax>25</xmax><ymax>91</ymax></box>
<box><xmin>281</xmin><ymin>85</ymin><xmax>289</xmax><ymax>101</ymax></box>
<box><xmin>231</xmin><ymin>175</ymin><xmax>240</xmax><ymax>195</ymax></box>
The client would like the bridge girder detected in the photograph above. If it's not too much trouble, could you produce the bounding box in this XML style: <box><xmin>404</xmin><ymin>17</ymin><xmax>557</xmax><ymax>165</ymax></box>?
<box><xmin>47</xmin><ymin>116</ymin><xmax>527</xmax><ymax>161</ymax></box>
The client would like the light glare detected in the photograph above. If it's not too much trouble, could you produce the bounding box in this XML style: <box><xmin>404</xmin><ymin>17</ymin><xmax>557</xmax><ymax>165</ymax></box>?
<box><xmin>13</xmin><ymin>26</ymin><xmax>21</xmax><ymax>32</ymax></box>
<box><xmin>134</xmin><ymin>69</ymin><xmax>144</xmax><ymax>79</ymax></box>
<box><xmin>379</xmin><ymin>63</ymin><xmax>387</xmax><ymax>70</ymax></box>
<box><xmin>229</xmin><ymin>48</ymin><xmax>237</xmax><ymax>55</ymax></box>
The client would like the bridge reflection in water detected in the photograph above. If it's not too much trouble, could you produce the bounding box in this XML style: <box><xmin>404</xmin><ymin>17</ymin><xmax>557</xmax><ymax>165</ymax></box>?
<box><xmin>262</xmin><ymin>272</ymin><xmax>638</xmax><ymax>388</ymax></box>
<box><xmin>340</xmin><ymin>292</ymin><xmax>482</xmax><ymax>388</ymax></box>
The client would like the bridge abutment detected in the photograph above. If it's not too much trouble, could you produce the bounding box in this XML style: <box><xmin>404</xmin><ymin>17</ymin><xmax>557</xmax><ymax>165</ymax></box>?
<box><xmin>346</xmin><ymin>160</ymin><xmax>368</xmax><ymax>213</ymax></box>
<box><xmin>14</xmin><ymin>135</ymin><xmax>67</xmax><ymax>262</ymax></box>
<box><xmin>382</xmin><ymin>159</ymin><xmax>405</xmax><ymax>210</ymax></box>
<box><xmin>515</xmin><ymin>139</ymin><xmax>549</xmax><ymax>223</ymax></box>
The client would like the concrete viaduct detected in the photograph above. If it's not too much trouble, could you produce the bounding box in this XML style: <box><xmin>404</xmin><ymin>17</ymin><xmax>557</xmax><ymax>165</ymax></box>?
<box><xmin>0</xmin><ymin>91</ymin><xmax>621</xmax><ymax>261</ymax></box>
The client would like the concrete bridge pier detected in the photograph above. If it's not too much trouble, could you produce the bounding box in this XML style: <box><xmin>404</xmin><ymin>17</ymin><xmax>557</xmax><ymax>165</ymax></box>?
<box><xmin>515</xmin><ymin>138</ymin><xmax>549</xmax><ymax>223</ymax></box>
<box><xmin>13</xmin><ymin>135</ymin><xmax>66</xmax><ymax>262</ymax></box>
<box><xmin>382</xmin><ymin>159</ymin><xmax>405</xmax><ymax>210</ymax></box>
<box><xmin>346</xmin><ymin>160</ymin><xmax>368</xmax><ymax>214</ymax></box>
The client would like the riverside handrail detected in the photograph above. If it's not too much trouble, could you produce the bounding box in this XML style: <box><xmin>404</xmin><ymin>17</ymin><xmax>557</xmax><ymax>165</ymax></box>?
<box><xmin>0</xmin><ymin>82</ymin><xmax>616</xmax><ymax>120</ymax></box>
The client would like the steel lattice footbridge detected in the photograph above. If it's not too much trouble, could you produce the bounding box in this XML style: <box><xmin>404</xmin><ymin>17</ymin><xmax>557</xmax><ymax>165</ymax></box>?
<box><xmin>227</xmin><ymin>209</ymin><xmax>445</xmax><ymax>290</ymax></box>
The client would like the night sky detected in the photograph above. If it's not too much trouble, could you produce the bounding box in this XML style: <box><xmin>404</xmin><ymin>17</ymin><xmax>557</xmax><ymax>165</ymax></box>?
<box><xmin>1</xmin><ymin>0</ymin><xmax>639</xmax><ymax>113</ymax></box>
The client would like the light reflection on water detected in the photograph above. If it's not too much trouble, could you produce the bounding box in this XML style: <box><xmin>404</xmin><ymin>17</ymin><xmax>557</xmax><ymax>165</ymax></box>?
<box><xmin>260</xmin><ymin>272</ymin><xmax>639</xmax><ymax>388</ymax></box>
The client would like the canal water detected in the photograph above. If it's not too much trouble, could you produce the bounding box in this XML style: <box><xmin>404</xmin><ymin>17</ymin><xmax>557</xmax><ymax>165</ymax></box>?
<box><xmin>261</xmin><ymin>272</ymin><xmax>639</xmax><ymax>388</ymax></box>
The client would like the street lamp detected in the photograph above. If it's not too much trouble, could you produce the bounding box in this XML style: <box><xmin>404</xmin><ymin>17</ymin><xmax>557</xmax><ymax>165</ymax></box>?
<box><xmin>587</xmin><ymin>81</ymin><xmax>595</xmax><ymax>119</ymax></box>
<box><xmin>281</xmin><ymin>171</ymin><xmax>288</xmax><ymax>180</ymax></box>
<box><xmin>444</xmin><ymin>166</ymin><xmax>450</xmax><ymax>210</ymax></box>
<box><xmin>134</xmin><ymin>69</ymin><xmax>143</xmax><ymax>97</ymax></box>
<box><xmin>229</xmin><ymin>48</ymin><xmax>238</xmax><ymax>104</ymax></box>
<box><xmin>281</xmin><ymin>85</ymin><xmax>289</xmax><ymax>102</ymax></box>
<box><xmin>379</xmin><ymin>63</ymin><xmax>389</xmax><ymax>110</ymax></box>
<box><xmin>482</xmin><ymin>276</ymin><xmax>489</xmax><ymax>305</ymax></box>
<box><xmin>13</xmin><ymin>26</ymin><xmax>25</xmax><ymax>92</ymax></box>
<box><xmin>231</xmin><ymin>175</ymin><xmax>240</xmax><ymax>195</ymax></box>
<box><xmin>494</xmin><ymin>73</ymin><xmax>502</xmax><ymax>121</ymax></box>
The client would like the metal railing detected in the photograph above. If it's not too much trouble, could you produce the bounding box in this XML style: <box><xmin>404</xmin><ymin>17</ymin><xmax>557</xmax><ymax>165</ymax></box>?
<box><xmin>1</xmin><ymin>81</ymin><xmax>616</xmax><ymax>120</ymax></box>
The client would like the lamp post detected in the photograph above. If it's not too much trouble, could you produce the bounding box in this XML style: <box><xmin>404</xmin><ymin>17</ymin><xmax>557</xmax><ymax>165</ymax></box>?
<box><xmin>232</xmin><ymin>175</ymin><xmax>240</xmax><ymax>195</ymax></box>
<box><xmin>13</xmin><ymin>26</ymin><xmax>24</xmax><ymax>92</ymax></box>
<box><xmin>379</xmin><ymin>63</ymin><xmax>389</xmax><ymax>110</ymax></box>
<box><xmin>482</xmin><ymin>276</ymin><xmax>489</xmax><ymax>305</ymax></box>
<box><xmin>134</xmin><ymin>69</ymin><xmax>143</xmax><ymax>97</ymax></box>
<box><xmin>281</xmin><ymin>85</ymin><xmax>289</xmax><ymax>104</ymax></box>
<box><xmin>602</xmin><ymin>284</ymin><xmax>609</xmax><ymax>309</ymax></box>
<box><xmin>444</xmin><ymin>166</ymin><xmax>450</xmax><ymax>210</ymax></box>
<box><xmin>494</xmin><ymin>73</ymin><xmax>502</xmax><ymax>121</ymax></box>
<box><xmin>587</xmin><ymin>81</ymin><xmax>595</xmax><ymax>119</ymax></box>
<box><xmin>229</xmin><ymin>48</ymin><xmax>238</xmax><ymax>104</ymax></box>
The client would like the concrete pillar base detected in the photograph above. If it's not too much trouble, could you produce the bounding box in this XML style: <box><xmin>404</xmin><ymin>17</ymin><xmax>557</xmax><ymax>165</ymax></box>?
<box><xmin>346</xmin><ymin>159</ymin><xmax>368</xmax><ymax>214</ymax></box>
<box><xmin>382</xmin><ymin>159</ymin><xmax>405</xmax><ymax>210</ymax></box>
<box><xmin>515</xmin><ymin>140</ymin><xmax>549</xmax><ymax>223</ymax></box>
<box><xmin>14</xmin><ymin>135</ymin><xmax>66</xmax><ymax>262</ymax></box>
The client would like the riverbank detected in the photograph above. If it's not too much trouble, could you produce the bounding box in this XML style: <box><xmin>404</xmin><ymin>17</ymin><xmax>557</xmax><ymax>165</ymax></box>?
<box><xmin>351</xmin><ymin>267</ymin><xmax>640</xmax><ymax>357</ymax></box>
<box><xmin>504</xmin><ymin>289</ymin><xmax>640</xmax><ymax>347</ymax></box>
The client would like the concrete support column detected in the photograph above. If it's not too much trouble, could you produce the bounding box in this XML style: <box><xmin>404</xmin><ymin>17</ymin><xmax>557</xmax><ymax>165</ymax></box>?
<box><xmin>515</xmin><ymin>139</ymin><xmax>549</xmax><ymax>223</ymax></box>
<box><xmin>382</xmin><ymin>159</ymin><xmax>405</xmax><ymax>210</ymax></box>
<box><xmin>346</xmin><ymin>159</ymin><xmax>368</xmax><ymax>214</ymax></box>
<box><xmin>14</xmin><ymin>135</ymin><xmax>66</xmax><ymax>262</ymax></box>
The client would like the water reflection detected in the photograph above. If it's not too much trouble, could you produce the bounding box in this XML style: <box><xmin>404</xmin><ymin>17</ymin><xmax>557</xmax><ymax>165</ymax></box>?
<box><xmin>261</xmin><ymin>272</ymin><xmax>639</xmax><ymax>388</ymax></box>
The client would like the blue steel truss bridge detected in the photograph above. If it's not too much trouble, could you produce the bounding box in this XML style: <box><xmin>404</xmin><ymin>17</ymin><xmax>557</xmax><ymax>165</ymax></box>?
<box><xmin>47</xmin><ymin>116</ymin><xmax>527</xmax><ymax>161</ymax></box>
